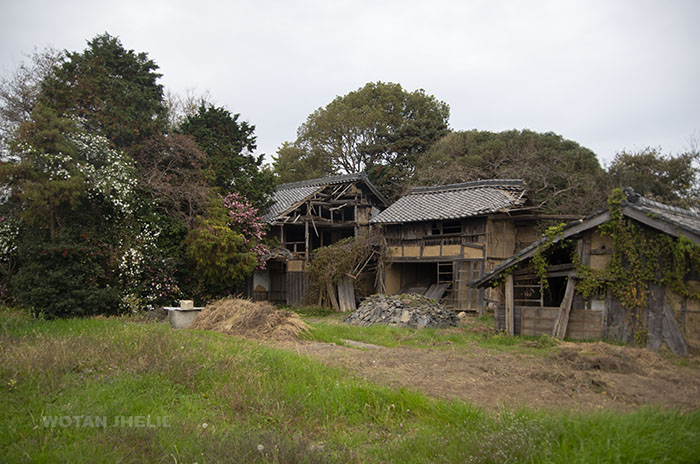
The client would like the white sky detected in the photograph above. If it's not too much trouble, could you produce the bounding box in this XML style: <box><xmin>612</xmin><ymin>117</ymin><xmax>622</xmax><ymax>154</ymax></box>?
<box><xmin>1</xmin><ymin>0</ymin><xmax>699</xmax><ymax>167</ymax></box>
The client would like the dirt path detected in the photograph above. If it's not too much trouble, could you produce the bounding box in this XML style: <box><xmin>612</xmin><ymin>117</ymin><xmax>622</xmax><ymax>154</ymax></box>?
<box><xmin>275</xmin><ymin>339</ymin><xmax>700</xmax><ymax>412</ymax></box>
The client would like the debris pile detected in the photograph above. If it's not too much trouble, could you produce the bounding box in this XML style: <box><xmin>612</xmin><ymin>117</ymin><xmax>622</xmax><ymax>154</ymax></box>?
<box><xmin>344</xmin><ymin>294</ymin><xmax>458</xmax><ymax>329</ymax></box>
<box><xmin>190</xmin><ymin>298</ymin><xmax>310</xmax><ymax>341</ymax></box>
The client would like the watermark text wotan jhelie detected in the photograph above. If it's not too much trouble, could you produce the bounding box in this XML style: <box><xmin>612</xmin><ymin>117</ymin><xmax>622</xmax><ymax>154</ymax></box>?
<box><xmin>42</xmin><ymin>415</ymin><xmax>170</xmax><ymax>428</ymax></box>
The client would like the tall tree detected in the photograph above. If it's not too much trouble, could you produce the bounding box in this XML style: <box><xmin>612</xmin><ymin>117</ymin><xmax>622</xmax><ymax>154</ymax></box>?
<box><xmin>1</xmin><ymin>110</ymin><xmax>139</xmax><ymax>315</ymax></box>
<box><xmin>414</xmin><ymin>129</ymin><xmax>609</xmax><ymax>215</ymax></box>
<box><xmin>39</xmin><ymin>33</ymin><xmax>166</xmax><ymax>151</ymax></box>
<box><xmin>608</xmin><ymin>147</ymin><xmax>700</xmax><ymax>209</ymax></box>
<box><xmin>180</xmin><ymin>104</ymin><xmax>275</xmax><ymax>210</ymax></box>
<box><xmin>273</xmin><ymin>81</ymin><xmax>450</xmax><ymax>199</ymax></box>
<box><xmin>0</xmin><ymin>47</ymin><xmax>63</xmax><ymax>153</ymax></box>
<box><xmin>132</xmin><ymin>133</ymin><xmax>211</xmax><ymax>226</ymax></box>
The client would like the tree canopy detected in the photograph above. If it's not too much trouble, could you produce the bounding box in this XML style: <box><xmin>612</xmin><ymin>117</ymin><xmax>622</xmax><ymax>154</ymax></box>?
<box><xmin>180</xmin><ymin>104</ymin><xmax>275</xmax><ymax>210</ymax></box>
<box><xmin>273</xmin><ymin>81</ymin><xmax>450</xmax><ymax>200</ymax></box>
<box><xmin>39</xmin><ymin>33</ymin><xmax>166</xmax><ymax>151</ymax></box>
<box><xmin>414</xmin><ymin>129</ymin><xmax>609</xmax><ymax>214</ymax></box>
<box><xmin>608</xmin><ymin>147</ymin><xmax>700</xmax><ymax>209</ymax></box>
<box><xmin>0</xmin><ymin>33</ymin><xmax>273</xmax><ymax>315</ymax></box>
<box><xmin>0</xmin><ymin>46</ymin><xmax>63</xmax><ymax>152</ymax></box>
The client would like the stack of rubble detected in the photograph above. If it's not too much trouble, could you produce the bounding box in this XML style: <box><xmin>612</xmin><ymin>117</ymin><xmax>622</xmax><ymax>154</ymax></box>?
<box><xmin>344</xmin><ymin>294</ymin><xmax>458</xmax><ymax>329</ymax></box>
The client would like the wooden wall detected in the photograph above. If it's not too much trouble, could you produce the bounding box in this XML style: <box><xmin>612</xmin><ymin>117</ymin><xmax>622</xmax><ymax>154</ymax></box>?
<box><xmin>285</xmin><ymin>271</ymin><xmax>308</xmax><ymax>306</ymax></box>
<box><xmin>495</xmin><ymin>305</ymin><xmax>603</xmax><ymax>340</ymax></box>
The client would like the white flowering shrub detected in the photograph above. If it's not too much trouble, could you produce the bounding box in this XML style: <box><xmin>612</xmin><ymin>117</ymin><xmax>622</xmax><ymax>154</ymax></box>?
<box><xmin>118</xmin><ymin>221</ymin><xmax>181</xmax><ymax>311</ymax></box>
<box><xmin>0</xmin><ymin>216</ymin><xmax>19</xmax><ymax>260</ymax></box>
<box><xmin>66</xmin><ymin>130</ymin><xmax>138</xmax><ymax>216</ymax></box>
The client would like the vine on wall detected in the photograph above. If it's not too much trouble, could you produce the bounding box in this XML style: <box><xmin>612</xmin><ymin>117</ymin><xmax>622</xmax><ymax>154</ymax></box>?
<box><xmin>531</xmin><ymin>223</ymin><xmax>567</xmax><ymax>290</ymax></box>
<box><xmin>575</xmin><ymin>189</ymin><xmax>700</xmax><ymax>311</ymax></box>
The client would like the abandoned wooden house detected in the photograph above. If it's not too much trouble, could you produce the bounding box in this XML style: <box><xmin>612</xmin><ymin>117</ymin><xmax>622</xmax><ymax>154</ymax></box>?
<box><xmin>249</xmin><ymin>173</ymin><xmax>387</xmax><ymax>305</ymax></box>
<box><xmin>370</xmin><ymin>179</ymin><xmax>546</xmax><ymax>312</ymax></box>
<box><xmin>471</xmin><ymin>188</ymin><xmax>700</xmax><ymax>355</ymax></box>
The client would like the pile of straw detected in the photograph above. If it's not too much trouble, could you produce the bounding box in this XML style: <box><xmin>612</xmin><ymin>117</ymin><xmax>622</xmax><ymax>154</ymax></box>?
<box><xmin>190</xmin><ymin>298</ymin><xmax>310</xmax><ymax>341</ymax></box>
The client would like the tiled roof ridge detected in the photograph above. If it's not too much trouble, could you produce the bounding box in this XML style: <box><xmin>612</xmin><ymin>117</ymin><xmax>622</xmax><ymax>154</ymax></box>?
<box><xmin>408</xmin><ymin>179</ymin><xmax>524</xmax><ymax>195</ymax></box>
<box><xmin>276</xmin><ymin>172</ymin><xmax>367</xmax><ymax>191</ymax></box>
<box><xmin>623</xmin><ymin>187</ymin><xmax>700</xmax><ymax>219</ymax></box>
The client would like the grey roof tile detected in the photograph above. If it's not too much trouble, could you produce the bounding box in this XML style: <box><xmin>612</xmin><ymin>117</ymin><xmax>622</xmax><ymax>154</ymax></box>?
<box><xmin>624</xmin><ymin>188</ymin><xmax>700</xmax><ymax>235</ymax></box>
<box><xmin>263</xmin><ymin>185</ymin><xmax>321</xmax><ymax>223</ymax></box>
<box><xmin>371</xmin><ymin>179</ymin><xmax>526</xmax><ymax>224</ymax></box>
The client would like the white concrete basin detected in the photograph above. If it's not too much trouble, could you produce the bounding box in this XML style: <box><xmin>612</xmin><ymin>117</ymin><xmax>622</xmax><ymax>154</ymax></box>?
<box><xmin>164</xmin><ymin>307</ymin><xmax>203</xmax><ymax>329</ymax></box>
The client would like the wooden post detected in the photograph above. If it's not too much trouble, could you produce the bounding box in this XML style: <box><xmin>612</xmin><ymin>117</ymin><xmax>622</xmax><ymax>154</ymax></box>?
<box><xmin>304</xmin><ymin>220</ymin><xmax>309</xmax><ymax>265</ymax></box>
<box><xmin>505</xmin><ymin>274</ymin><xmax>514</xmax><ymax>335</ymax></box>
<box><xmin>478</xmin><ymin>248</ymin><xmax>486</xmax><ymax>315</ymax></box>
<box><xmin>552</xmin><ymin>276</ymin><xmax>576</xmax><ymax>339</ymax></box>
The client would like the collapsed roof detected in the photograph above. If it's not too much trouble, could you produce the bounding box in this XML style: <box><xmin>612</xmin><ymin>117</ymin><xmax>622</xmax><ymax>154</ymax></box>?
<box><xmin>264</xmin><ymin>172</ymin><xmax>387</xmax><ymax>224</ymax></box>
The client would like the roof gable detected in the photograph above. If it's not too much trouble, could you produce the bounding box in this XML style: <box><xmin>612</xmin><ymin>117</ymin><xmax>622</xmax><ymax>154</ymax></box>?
<box><xmin>370</xmin><ymin>179</ymin><xmax>527</xmax><ymax>224</ymax></box>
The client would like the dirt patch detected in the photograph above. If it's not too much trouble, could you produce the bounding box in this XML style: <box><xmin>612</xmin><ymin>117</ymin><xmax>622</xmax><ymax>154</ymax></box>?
<box><xmin>554</xmin><ymin>346</ymin><xmax>644</xmax><ymax>374</ymax></box>
<box><xmin>273</xmin><ymin>338</ymin><xmax>700</xmax><ymax>412</ymax></box>
<box><xmin>191</xmin><ymin>298</ymin><xmax>310</xmax><ymax>341</ymax></box>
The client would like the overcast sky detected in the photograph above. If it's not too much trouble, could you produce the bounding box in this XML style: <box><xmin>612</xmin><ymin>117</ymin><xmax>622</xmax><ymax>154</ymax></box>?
<box><xmin>1</xmin><ymin>0</ymin><xmax>699</xmax><ymax>167</ymax></box>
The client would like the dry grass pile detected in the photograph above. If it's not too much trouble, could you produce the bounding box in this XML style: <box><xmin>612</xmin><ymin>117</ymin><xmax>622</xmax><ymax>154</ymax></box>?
<box><xmin>190</xmin><ymin>298</ymin><xmax>310</xmax><ymax>341</ymax></box>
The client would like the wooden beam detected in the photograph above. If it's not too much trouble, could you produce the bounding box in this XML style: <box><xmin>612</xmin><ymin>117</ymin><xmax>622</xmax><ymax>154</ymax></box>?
<box><xmin>489</xmin><ymin>214</ymin><xmax>582</xmax><ymax>222</ymax></box>
<box><xmin>552</xmin><ymin>276</ymin><xmax>576</xmax><ymax>339</ymax></box>
<box><xmin>581</xmin><ymin>233</ymin><xmax>591</xmax><ymax>266</ymax></box>
<box><xmin>505</xmin><ymin>274</ymin><xmax>514</xmax><ymax>335</ymax></box>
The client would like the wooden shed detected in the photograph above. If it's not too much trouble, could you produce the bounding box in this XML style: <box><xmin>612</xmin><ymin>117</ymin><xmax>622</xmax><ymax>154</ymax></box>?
<box><xmin>370</xmin><ymin>179</ymin><xmax>557</xmax><ymax>312</ymax></box>
<box><xmin>250</xmin><ymin>173</ymin><xmax>387</xmax><ymax>306</ymax></box>
<box><xmin>471</xmin><ymin>188</ymin><xmax>700</xmax><ymax>355</ymax></box>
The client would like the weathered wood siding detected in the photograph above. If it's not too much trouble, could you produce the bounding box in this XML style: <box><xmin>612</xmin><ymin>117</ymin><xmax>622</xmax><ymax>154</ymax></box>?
<box><xmin>495</xmin><ymin>305</ymin><xmax>522</xmax><ymax>334</ymax></box>
<box><xmin>496</xmin><ymin>305</ymin><xmax>603</xmax><ymax>340</ymax></box>
<box><xmin>285</xmin><ymin>271</ymin><xmax>307</xmax><ymax>306</ymax></box>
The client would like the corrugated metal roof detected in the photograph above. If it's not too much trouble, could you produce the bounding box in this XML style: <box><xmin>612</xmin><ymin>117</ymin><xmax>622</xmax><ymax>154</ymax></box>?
<box><xmin>370</xmin><ymin>179</ymin><xmax>526</xmax><ymax>224</ymax></box>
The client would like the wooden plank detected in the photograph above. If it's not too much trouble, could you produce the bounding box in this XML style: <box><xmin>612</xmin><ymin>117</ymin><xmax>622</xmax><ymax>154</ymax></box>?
<box><xmin>326</xmin><ymin>279</ymin><xmax>340</xmax><ymax>311</ymax></box>
<box><xmin>505</xmin><ymin>274</ymin><xmax>514</xmax><ymax>335</ymax></box>
<box><xmin>647</xmin><ymin>282</ymin><xmax>665</xmax><ymax>351</ymax></box>
<box><xmin>662</xmin><ymin>303</ymin><xmax>688</xmax><ymax>356</ymax></box>
<box><xmin>425</xmin><ymin>283</ymin><xmax>449</xmax><ymax>301</ymax></box>
<box><xmin>285</xmin><ymin>271</ymin><xmax>307</xmax><ymax>306</ymax></box>
<box><xmin>552</xmin><ymin>277</ymin><xmax>577</xmax><ymax>339</ymax></box>
<box><xmin>337</xmin><ymin>276</ymin><xmax>356</xmax><ymax>312</ymax></box>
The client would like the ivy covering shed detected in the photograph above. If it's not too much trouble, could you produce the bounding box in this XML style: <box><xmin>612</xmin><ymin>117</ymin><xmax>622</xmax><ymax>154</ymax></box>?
<box><xmin>471</xmin><ymin>188</ymin><xmax>700</xmax><ymax>355</ymax></box>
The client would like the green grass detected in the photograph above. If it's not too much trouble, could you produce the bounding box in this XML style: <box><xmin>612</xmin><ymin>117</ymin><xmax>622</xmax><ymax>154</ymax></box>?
<box><xmin>305</xmin><ymin>318</ymin><xmax>560</xmax><ymax>354</ymax></box>
<box><xmin>1</xmin><ymin>307</ymin><xmax>699</xmax><ymax>463</ymax></box>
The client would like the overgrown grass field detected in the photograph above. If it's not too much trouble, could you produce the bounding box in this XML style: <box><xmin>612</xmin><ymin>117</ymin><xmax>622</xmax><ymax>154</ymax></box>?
<box><xmin>1</xmin><ymin>307</ymin><xmax>699</xmax><ymax>463</ymax></box>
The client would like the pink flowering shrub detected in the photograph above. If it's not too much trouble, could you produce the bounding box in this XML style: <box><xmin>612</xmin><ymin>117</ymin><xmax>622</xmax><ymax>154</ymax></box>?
<box><xmin>222</xmin><ymin>193</ymin><xmax>269</xmax><ymax>269</ymax></box>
